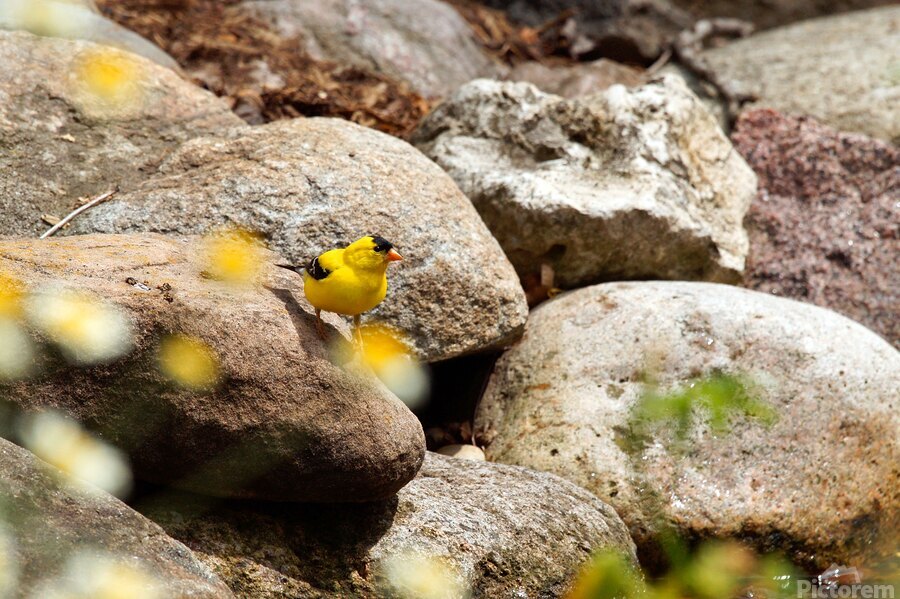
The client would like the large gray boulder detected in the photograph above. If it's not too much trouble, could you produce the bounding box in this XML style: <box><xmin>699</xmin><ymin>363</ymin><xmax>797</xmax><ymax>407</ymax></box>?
<box><xmin>143</xmin><ymin>453</ymin><xmax>637</xmax><ymax>598</ymax></box>
<box><xmin>0</xmin><ymin>437</ymin><xmax>232</xmax><ymax>597</ymax></box>
<box><xmin>413</xmin><ymin>77</ymin><xmax>756</xmax><ymax>288</ymax></box>
<box><xmin>73</xmin><ymin>117</ymin><xmax>529</xmax><ymax>362</ymax></box>
<box><xmin>0</xmin><ymin>234</ymin><xmax>425</xmax><ymax>502</ymax></box>
<box><xmin>686</xmin><ymin>7</ymin><xmax>900</xmax><ymax>143</ymax></box>
<box><xmin>239</xmin><ymin>0</ymin><xmax>501</xmax><ymax>98</ymax></box>
<box><xmin>670</xmin><ymin>0</ymin><xmax>895</xmax><ymax>30</ymax></box>
<box><xmin>475</xmin><ymin>281</ymin><xmax>900</xmax><ymax>570</ymax></box>
<box><xmin>0</xmin><ymin>31</ymin><xmax>242</xmax><ymax>237</ymax></box>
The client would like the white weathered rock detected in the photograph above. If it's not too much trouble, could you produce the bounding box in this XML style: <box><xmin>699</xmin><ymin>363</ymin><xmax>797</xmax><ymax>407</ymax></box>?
<box><xmin>240</xmin><ymin>0</ymin><xmax>502</xmax><ymax>97</ymax></box>
<box><xmin>475</xmin><ymin>281</ymin><xmax>900</xmax><ymax>570</ymax></box>
<box><xmin>413</xmin><ymin>76</ymin><xmax>756</xmax><ymax>288</ymax></box>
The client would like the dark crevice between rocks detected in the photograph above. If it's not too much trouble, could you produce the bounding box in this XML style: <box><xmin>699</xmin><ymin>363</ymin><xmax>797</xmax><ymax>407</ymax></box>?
<box><xmin>127</xmin><ymin>481</ymin><xmax>399</xmax><ymax>595</ymax></box>
<box><xmin>417</xmin><ymin>352</ymin><xmax>501</xmax><ymax>451</ymax></box>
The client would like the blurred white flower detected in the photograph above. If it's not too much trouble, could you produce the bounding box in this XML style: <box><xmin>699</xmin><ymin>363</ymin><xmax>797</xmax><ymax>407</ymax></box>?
<box><xmin>0</xmin><ymin>0</ymin><xmax>94</xmax><ymax>39</ymax></box>
<box><xmin>0</xmin><ymin>318</ymin><xmax>33</xmax><ymax>380</ymax></box>
<box><xmin>25</xmin><ymin>288</ymin><xmax>133</xmax><ymax>365</ymax></box>
<box><xmin>30</xmin><ymin>551</ymin><xmax>162</xmax><ymax>599</ymax></box>
<box><xmin>19</xmin><ymin>411</ymin><xmax>132</xmax><ymax>498</ymax></box>
<box><xmin>380</xmin><ymin>552</ymin><xmax>469</xmax><ymax>599</ymax></box>
<box><xmin>0</xmin><ymin>525</ymin><xmax>19</xmax><ymax>599</ymax></box>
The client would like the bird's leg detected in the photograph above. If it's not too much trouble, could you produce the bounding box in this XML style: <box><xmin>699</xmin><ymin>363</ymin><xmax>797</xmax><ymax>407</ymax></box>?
<box><xmin>315</xmin><ymin>308</ymin><xmax>326</xmax><ymax>340</ymax></box>
<box><xmin>353</xmin><ymin>314</ymin><xmax>364</xmax><ymax>348</ymax></box>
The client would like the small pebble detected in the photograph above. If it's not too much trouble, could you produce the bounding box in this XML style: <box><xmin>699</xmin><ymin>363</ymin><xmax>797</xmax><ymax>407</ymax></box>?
<box><xmin>435</xmin><ymin>444</ymin><xmax>485</xmax><ymax>461</ymax></box>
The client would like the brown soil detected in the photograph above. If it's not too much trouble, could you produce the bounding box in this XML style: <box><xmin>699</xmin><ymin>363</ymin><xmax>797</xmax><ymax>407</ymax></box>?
<box><xmin>445</xmin><ymin>0</ymin><xmax>577</xmax><ymax>64</ymax></box>
<box><xmin>97</xmin><ymin>0</ymin><xmax>431</xmax><ymax>138</ymax></box>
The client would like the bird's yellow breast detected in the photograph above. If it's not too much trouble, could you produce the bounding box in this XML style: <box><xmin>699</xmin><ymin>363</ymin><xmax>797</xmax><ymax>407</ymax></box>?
<box><xmin>303</xmin><ymin>262</ymin><xmax>388</xmax><ymax>316</ymax></box>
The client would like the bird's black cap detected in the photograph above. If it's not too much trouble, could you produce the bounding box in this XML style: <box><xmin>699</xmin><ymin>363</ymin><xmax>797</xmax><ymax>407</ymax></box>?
<box><xmin>370</xmin><ymin>235</ymin><xmax>394</xmax><ymax>253</ymax></box>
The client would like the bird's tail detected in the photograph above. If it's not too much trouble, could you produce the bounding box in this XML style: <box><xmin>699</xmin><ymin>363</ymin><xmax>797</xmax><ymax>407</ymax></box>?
<box><xmin>274</xmin><ymin>263</ymin><xmax>299</xmax><ymax>273</ymax></box>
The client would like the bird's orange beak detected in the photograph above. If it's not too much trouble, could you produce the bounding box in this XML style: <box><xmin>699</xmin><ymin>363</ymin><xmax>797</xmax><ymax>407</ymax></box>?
<box><xmin>386</xmin><ymin>249</ymin><xmax>403</xmax><ymax>262</ymax></box>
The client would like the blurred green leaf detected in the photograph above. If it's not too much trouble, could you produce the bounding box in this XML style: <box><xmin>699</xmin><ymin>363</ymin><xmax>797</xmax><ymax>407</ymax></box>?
<box><xmin>568</xmin><ymin>550</ymin><xmax>646</xmax><ymax>599</ymax></box>
<box><xmin>625</xmin><ymin>373</ymin><xmax>777</xmax><ymax>456</ymax></box>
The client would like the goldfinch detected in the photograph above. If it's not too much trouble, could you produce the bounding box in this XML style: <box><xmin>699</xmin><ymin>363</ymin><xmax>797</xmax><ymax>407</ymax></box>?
<box><xmin>279</xmin><ymin>235</ymin><xmax>403</xmax><ymax>340</ymax></box>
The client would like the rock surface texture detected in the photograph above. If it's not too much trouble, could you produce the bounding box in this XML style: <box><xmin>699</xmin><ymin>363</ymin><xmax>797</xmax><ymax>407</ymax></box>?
<box><xmin>696</xmin><ymin>7</ymin><xmax>900</xmax><ymax>143</ymax></box>
<box><xmin>239</xmin><ymin>0</ymin><xmax>501</xmax><ymax>97</ymax></box>
<box><xmin>670</xmin><ymin>0</ymin><xmax>895</xmax><ymax>30</ymax></box>
<box><xmin>480</xmin><ymin>0</ymin><xmax>691</xmax><ymax>63</ymax></box>
<box><xmin>74</xmin><ymin>117</ymin><xmax>529</xmax><ymax>362</ymax></box>
<box><xmin>0</xmin><ymin>31</ymin><xmax>242</xmax><ymax>237</ymax></box>
<box><xmin>507</xmin><ymin>59</ymin><xmax>645</xmax><ymax>98</ymax></box>
<box><xmin>475</xmin><ymin>281</ymin><xmax>900</xmax><ymax>570</ymax></box>
<box><xmin>413</xmin><ymin>77</ymin><xmax>756</xmax><ymax>288</ymax></box>
<box><xmin>0</xmin><ymin>438</ymin><xmax>232</xmax><ymax>597</ymax></box>
<box><xmin>0</xmin><ymin>234</ymin><xmax>425</xmax><ymax>502</ymax></box>
<box><xmin>144</xmin><ymin>452</ymin><xmax>637</xmax><ymax>598</ymax></box>
<box><xmin>734</xmin><ymin>110</ymin><xmax>899</xmax><ymax>348</ymax></box>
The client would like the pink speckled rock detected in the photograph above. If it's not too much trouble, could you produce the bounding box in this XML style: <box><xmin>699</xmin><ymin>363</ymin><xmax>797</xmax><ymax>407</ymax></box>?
<box><xmin>734</xmin><ymin>109</ymin><xmax>899</xmax><ymax>348</ymax></box>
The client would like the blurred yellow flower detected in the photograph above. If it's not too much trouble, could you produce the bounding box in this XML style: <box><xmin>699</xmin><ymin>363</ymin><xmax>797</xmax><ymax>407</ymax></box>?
<box><xmin>0</xmin><ymin>318</ymin><xmax>34</xmax><ymax>380</ymax></box>
<box><xmin>0</xmin><ymin>271</ymin><xmax>24</xmax><ymax>319</ymax></box>
<box><xmin>25</xmin><ymin>288</ymin><xmax>133</xmax><ymax>365</ymax></box>
<box><xmin>201</xmin><ymin>229</ymin><xmax>266</xmax><ymax>286</ymax></box>
<box><xmin>354</xmin><ymin>324</ymin><xmax>428</xmax><ymax>408</ymax></box>
<box><xmin>71</xmin><ymin>47</ymin><xmax>144</xmax><ymax>115</ymax></box>
<box><xmin>19</xmin><ymin>411</ymin><xmax>132</xmax><ymax>498</ymax></box>
<box><xmin>158</xmin><ymin>334</ymin><xmax>220</xmax><ymax>390</ymax></box>
<box><xmin>381</xmin><ymin>552</ymin><xmax>469</xmax><ymax>599</ymax></box>
<box><xmin>30</xmin><ymin>552</ymin><xmax>162</xmax><ymax>599</ymax></box>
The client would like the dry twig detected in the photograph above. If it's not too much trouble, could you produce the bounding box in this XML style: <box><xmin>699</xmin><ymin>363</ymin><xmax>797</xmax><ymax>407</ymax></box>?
<box><xmin>40</xmin><ymin>189</ymin><xmax>119</xmax><ymax>239</ymax></box>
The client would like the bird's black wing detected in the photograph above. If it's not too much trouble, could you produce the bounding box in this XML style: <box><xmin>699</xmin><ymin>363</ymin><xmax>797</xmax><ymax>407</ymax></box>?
<box><xmin>305</xmin><ymin>256</ymin><xmax>331</xmax><ymax>280</ymax></box>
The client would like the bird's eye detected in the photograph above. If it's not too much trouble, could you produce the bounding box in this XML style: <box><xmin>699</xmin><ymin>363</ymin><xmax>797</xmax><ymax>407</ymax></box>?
<box><xmin>370</xmin><ymin>236</ymin><xmax>393</xmax><ymax>253</ymax></box>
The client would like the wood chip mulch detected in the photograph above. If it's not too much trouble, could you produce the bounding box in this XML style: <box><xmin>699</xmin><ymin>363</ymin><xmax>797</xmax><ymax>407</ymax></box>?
<box><xmin>97</xmin><ymin>0</ymin><xmax>431</xmax><ymax>138</ymax></box>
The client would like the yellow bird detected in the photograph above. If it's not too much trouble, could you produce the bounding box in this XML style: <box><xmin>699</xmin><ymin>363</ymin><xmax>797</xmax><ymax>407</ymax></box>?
<box><xmin>279</xmin><ymin>235</ymin><xmax>403</xmax><ymax>340</ymax></box>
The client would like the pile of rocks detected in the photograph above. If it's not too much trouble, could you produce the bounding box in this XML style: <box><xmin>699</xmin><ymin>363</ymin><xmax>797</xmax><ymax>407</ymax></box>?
<box><xmin>0</xmin><ymin>0</ymin><xmax>897</xmax><ymax>596</ymax></box>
